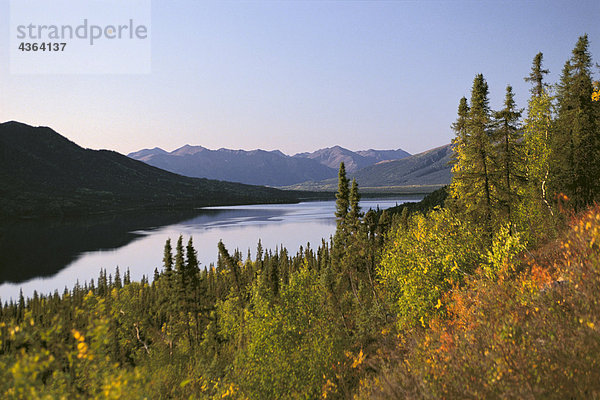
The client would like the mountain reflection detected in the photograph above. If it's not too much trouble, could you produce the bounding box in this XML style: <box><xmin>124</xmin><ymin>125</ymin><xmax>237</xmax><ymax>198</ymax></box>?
<box><xmin>0</xmin><ymin>210</ymin><xmax>205</xmax><ymax>284</ymax></box>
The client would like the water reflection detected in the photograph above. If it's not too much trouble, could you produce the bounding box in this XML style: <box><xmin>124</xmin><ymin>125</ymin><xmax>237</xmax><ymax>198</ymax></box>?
<box><xmin>0</xmin><ymin>198</ymin><xmax>419</xmax><ymax>300</ymax></box>
<box><xmin>0</xmin><ymin>210</ymin><xmax>201</xmax><ymax>283</ymax></box>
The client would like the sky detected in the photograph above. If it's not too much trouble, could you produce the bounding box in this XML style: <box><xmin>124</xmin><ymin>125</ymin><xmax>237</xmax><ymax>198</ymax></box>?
<box><xmin>1</xmin><ymin>0</ymin><xmax>599</xmax><ymax>156</ymax></box>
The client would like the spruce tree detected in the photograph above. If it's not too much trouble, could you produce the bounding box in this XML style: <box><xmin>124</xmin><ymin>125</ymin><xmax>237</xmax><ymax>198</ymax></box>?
<box><xmin>163</xmin><ymin>238</ymin><xmax>173</xmax><ymax>275</ymax></box>
<box><xmin>185</xmin><ymin>237</ymin><xmax>199</xmax><ymax>274</ymax></box>
<box><xmin>256</xmin><ymin>239</ymin><xmax>263</xmax><ymax>263</ymax></box>
<box><xmin>174</xmin><ymin>235</ymin><xmax>186</xmax><ymax>305</ymax></box>
<box><xmin>493</xmin><ymin>85</ymin><xmax>523</xmax><ymax>232</ymax></box>
<box><xmin>185</xmin><ymin>237</ymin><xmax>200</xmax><ymax>295</ymax></box>
<box><xmin>449</xmin><ymin>97</ymin><xmax>470</xmax><ymax>206</ymax></box>
<box><xmin>174</xmin><ymin>235</ymin><xmax>185</xmax><ymax>276</ymax></box>
<box><xmin>335</xmin><ymin>162</ymin><xmax>350</xmax><ymax>224</ymax></box>
<box><xmin>452</xmin><ymin>97</ymin><xmax>470</xmax><ymax>144</ymax></box>
<box><xmin>218</xmin><ymin>241</ymin><xmax>242</xmax><ymax>297</ymax></box>
<box><xmin>333</xmin><ymin>162</ymin><xmax>350</xmax><ymax>266</ymax></box>
<box><xmin>524</xmin><ymin>52</ymin><xmax>549</xmax><ymax>97</ymax></box>
<box><xmin>552</xmin><ymin>34</ymin><xmax>599</xmax><ymax>208</ymax></box>
<box><xmin>347</xmin><ymin>178</ymin><xmax>361</xmax><ymax>230</ymax></box>
<box><xmin>114</xmin><ymin>266</ymin><xmax>122</xmax><ymax>289</ymax></box>
<box><xmin>450</xmin><ymin>74</ymin><xmax>496</xmax><ymax>240</ymax></box>
<box><xmin>124</xmin><ymin>268</ymin><xmax>131</xmax><ymax>285</ymax></box>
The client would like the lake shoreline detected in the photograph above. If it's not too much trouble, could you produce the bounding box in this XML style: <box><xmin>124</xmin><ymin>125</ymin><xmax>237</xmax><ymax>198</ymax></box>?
<box><xmin>0</xmin><ymin>197</ymin><xmax>420</xmax><ymax>301</ymax></box>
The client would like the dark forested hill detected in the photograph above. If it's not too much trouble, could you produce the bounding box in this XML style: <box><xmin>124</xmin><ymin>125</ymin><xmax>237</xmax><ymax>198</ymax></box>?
<box><xmin>0</xmin><ymin>122</ymin><xmax>298</xmax><ymax>217</ymax></box>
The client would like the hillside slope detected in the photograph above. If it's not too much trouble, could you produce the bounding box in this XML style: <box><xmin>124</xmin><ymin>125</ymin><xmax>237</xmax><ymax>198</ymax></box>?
<box><xmin>0</xmin><ymin>122</ymin><xmax>298</xmax><ymax>217</ymax></box>
<box><xmin>284</xmin><ymin>144</ymin><xmax>452</xmax><ymax>192</ymax></box>
<box><xmin>353</xmin><ymin>144</ymin><xmax>452</xmax><ymax>187</ymax></box>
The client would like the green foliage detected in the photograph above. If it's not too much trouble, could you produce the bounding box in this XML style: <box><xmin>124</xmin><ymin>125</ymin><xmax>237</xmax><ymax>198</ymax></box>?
<box><xmin>378</xmin><ymin>208</ymin><xmax>484</xmax><ymax>329</ymax></box>
<box><xmin>226</xmin><ymin>267</ymin><xmax>344</xmax><ymax>400</ymax></box>
<box><xmin>484</xmin><ymin>224</ymin><xmax>527</xmax><ymax>279</ymax></box>
<box><xmin>0</xmin><ymin>293</ymin><xmax>148</xmax><ymax>399</ymax></box>
<box><xmin>519</xmin><ymin>90</ymin><xmax>557</xmax><ymax>242</ymax></box>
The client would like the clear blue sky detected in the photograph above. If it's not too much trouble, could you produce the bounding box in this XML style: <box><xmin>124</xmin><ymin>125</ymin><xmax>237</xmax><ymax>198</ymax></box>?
<box><xmin>1</xmin><ymin>0</ymin><xmax>599</xmax><ymax>155</ymax></box>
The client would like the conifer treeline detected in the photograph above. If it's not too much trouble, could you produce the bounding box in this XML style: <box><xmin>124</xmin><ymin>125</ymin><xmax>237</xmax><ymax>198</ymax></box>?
<box><xmin>450</xmin><ymin>34</ymin><xmax>600</xmax><ymax>245</ymax></box>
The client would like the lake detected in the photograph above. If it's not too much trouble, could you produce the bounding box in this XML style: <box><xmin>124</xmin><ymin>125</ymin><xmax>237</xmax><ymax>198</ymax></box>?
<box><xmin>0</xmin><ymin>197</ymin><xmax>419</xmax><ymax>301</ymax></box>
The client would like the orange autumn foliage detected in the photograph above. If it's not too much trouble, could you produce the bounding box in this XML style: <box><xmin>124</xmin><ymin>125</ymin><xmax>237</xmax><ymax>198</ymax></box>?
<box><xmin>358</xmin><ymin>206</ymin><xmax>600</xmax><ymax>399</ymax></box>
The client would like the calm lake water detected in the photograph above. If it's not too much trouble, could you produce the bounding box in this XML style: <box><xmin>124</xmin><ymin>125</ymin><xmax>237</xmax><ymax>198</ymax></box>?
<box><xmin>0</xmin><ymin>197</ymin><xmax>420</xmax><ymax>301</ymax></box>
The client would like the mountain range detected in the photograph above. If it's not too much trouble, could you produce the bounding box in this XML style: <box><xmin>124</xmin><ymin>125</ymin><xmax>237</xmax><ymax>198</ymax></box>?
<box><xmin>128</xmin><ymin>145</ymin><xmax>338</xmax><ymax>187</ymax></box>
<box><xmin>282</xmin><ymin>144</ymin><xmax>452</xmax><ymax>192</ymax></box>
<box><xmin>129</xmin><ymin>143</ymin><xmax>451</xmax><ymax>191</ymax></box>
<box><xmin>128</xmin><ymin>145</ymin><xmax>411</xmax><ymax>186</ymax></box>
<box><xmin>293</xmin><ymin>146</ymin><xmax>410</xmax><ymax>173</ymax></box>
<box><xmin>0</xmin><ymin>122</ymin><xmax>299</xmax><ymax>218</ymax></box>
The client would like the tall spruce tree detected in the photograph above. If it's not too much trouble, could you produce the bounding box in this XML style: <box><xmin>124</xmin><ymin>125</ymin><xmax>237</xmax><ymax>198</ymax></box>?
<box><xmin>174</xmin><ymin>235</ymin><xmax>185</xmax><ymax>276</ymax></box>
<box><xmin>217</xmin><ymin>241</ymin><xmax>242</xmax><ymax>297</ymax></box>
<box><xmin>452</xmin><ymin>97</ymin><xmax>470</xmax><ymax>145</ymax></box>
<box><xmin>552</xmin><ymin>34</ymin><xmax>599</xmax><ymax>208</ymax></box>
<box><xmin>449</xmin><ymin>97</ymin><xmax>470</xmax><ymax>206</ymax></box>
<box><xmin>347</xmin><ymin>178</ymin><xmax>361</xmax><ymax>231</ymax></box>
<box><xmin>163</xmin><ymin>238</ymin><xmax>173</xmax><ymax>275</ymax></box>
<box><xmin>185</xmin><ymin>237</ymin><xmax>200</xmax><ymax>293</ymax></box>
<box><xmin>174</xmin><ymin>235</ymin><xmax>186</xmax><ymax>304</ymax></box>
<box><xmin>335</xmin><ymin>162</ymin><xmax>350</xmax><ymax>224</ymax></box>
<box><xmin>450</xmin><ymin>74</ymin><xmax>496</xmax><ymax>240</ymax></box>
<box><xmin>333</xmin><ymin>162</ymin><xmax>350</xmax><ymax>265</ymax></box>
<box><xmin>493</xmin><ymin>85</ymin><xmax>523</xmax><ymax>232</ymax></box>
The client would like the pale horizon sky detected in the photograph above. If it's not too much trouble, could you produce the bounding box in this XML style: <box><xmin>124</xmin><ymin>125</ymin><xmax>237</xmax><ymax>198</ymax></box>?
<box><xmin>1</xmin><ymin>0</ymin><xmax>599</xmax><ymax>156</ymax></box>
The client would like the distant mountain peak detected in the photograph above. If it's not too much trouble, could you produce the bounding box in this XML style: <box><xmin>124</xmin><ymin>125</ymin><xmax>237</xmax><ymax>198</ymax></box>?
<box><xmin>269</xmin><ymin>149</ymin><xmax>286</xmax><ymax>157</ymax></box>
<box><xmin>171</xmin><ymin>144</ymin><xmax>207</xmax><ymax>156</ymax></box>
<box><xmin>127</xmin><ymin>147</ymin><xmax>168</xmax><ymax>160</ymax></box>
<box><xmin>328</xmin><ymin>145</ymin><xmax>346</xmax><ymax>151</ymax></box>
